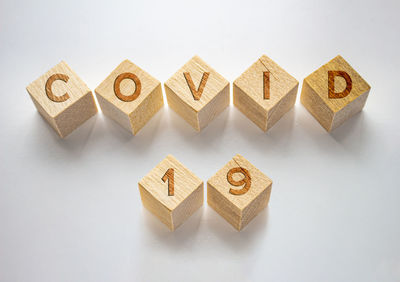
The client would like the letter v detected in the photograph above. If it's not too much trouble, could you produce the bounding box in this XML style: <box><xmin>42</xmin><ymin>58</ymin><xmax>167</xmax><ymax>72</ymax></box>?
<box><xmin>183</xmin><ymin>72</ymin><xmax>210</xmax><ymax>100</ymax></box>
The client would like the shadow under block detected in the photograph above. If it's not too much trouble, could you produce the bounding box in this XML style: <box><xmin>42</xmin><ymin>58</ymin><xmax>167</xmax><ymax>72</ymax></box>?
<box><xmin>26</xmin><ymin>61</ymin><xmax>97</xmax><ymax>138</ymax></box>
<box><xmin>95</xmin><ymin>60</ymin><xmax>163</xmax><ymax>135</ymax></box>
<box><xmin>164</xmin><ymin>55</ymin><xmax>230</xmax><ymax>131</ymax></box>
<box><xmin>138</xmin><ymin>155</ymin><xmax>204</xmax><ymax>231</ymax></box>
<box><xmin>233</xmin><ymin>55</ymin><xmax>299</xmax><ymax>132</ymax></box>
<box><xmin>207</xmin><ymin>154</ymin><xmax>272</xmax><ymax>231</ymax></box>
<box><xmin>300</xmin><ymin>55</ymin><xmax>371</xmax><ymax>132</ymax></box>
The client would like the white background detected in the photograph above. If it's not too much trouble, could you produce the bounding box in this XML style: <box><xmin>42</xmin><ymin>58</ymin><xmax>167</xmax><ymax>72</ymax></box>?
<box><xmin>1</xmin><ymin>0</ymin><xmax>399</xmax><ymax>281</ymax></box>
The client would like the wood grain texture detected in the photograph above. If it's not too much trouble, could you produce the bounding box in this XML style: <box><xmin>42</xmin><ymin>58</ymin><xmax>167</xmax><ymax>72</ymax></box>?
<box><xmin>207</xmin><ymin>154</ymin><xmax>272</xmax><ymax>231</ymax></box>
<box><xmin>95</xmin><ymin>59</ymin><xmax>163</xmax><ymax>135</ymax></box>
<box><xmin>138</xmin><ymin>155</ymin><xmax>204</xmax><ymax>231</ymax></box>
<box><xmin>26</xmin><ymin>61</ymin><xmax>97</xmax><ymax>138</ymax></box>
<box><xmin>164</xmin><ymin>55</ymin><xmax>230</xmax><ymax>131</ymax></box>
<box><xmin>300</xmin><ymin>55</ymin><xmax>371</xmax><ymax>132</ymax></box>
<box><xmin>233</xmin><ymin>55</ymin><xmax>298</xmax><ymax>132</ymax></box>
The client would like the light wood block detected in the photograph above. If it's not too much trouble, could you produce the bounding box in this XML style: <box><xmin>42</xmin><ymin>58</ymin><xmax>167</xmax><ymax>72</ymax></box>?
<box><xmin>95</xmin><ymin>60</ymin><xmax>163</xmax><ymax>135</ymax></box>
<box><xmin>138</xmin><ymin>155</ymin><xmax>204</xmax><ymax>231</ymax></box>
<box><xmin>164</xmin><ymin>56</ymin><xmax>230</xmax><ymax>131</ymax></box>
<box><xmin>26</xmin><ymin>61</ymin><xmax>97</xmax><ymax>138</ymax></box>
<box><xmin>207</xmin><ymin>154</ymin><xmax>272</xmax><ymax>231</ymax></box>
<box><xmin>300</xmin><ymin>55</ymin><xmax>371</xmax><ymax>132</ymax></box>
<box><xmin>233</xmin><ymin>55</ymin><xmax>299</xmax><ymax>131</ymax></box>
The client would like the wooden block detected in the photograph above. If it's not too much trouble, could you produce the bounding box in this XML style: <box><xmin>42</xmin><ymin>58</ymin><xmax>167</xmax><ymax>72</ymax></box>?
<box><xmin>207</xmin><ymin>154</ymin><xmax>272</xmax><ymax>231</ymax></box>
<box><xmin>138</xmin><ymin>155</ymin><xmax>204</xmax><ymax>231</ymax></box>
<box><xmin>300</xmin><ymin>55</ymin><xmax>371</xmax><ymax>132</ymax></box>
<box><xmin>95</xmin><ymin>60</ymin><xmax>163</xmax><ymax>135</ymax></box>
<box><xmin>164</xmin><ymin>56</ymin><xmax>230</xmax><ymax>131</ymax></box>
<box><xmin>233</xmin><ymin>55</ymin><xmax>299</xmax><ymax>131</ymax></box>
<box><xmin>26</xmin><ymin>61</ymin><xmax>97</xmax><ymax>138</ymax></box>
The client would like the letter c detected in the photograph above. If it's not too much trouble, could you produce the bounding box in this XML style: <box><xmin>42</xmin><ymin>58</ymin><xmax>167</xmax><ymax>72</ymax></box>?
<box><xmin>45</xmin><ymin>74</ymin><xmax>70</xmax><ymax>102</ymax></box>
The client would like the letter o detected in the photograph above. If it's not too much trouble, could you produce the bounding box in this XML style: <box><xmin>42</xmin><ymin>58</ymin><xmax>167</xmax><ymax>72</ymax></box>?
<box><xmin>113</xmin><ymin>72</ymin><xmax>141</xmax><ymax>102</ymax></box>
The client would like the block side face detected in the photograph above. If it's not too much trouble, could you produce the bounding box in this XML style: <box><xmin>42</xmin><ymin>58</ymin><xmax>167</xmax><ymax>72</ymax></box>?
<box><xmin>164</xmin><ymin>56</ymin><xmax>229</xmax><ymax>112</ymax></box>
<box><xmin>266</xmin><ymin>83</ymin><xmax>298</xmax><ymax>131</ymax></box>
<box><xmin>331</xmin><ymin>90</ymin><xmax>369</xmax><ymax>131</ymax></box>
<box><xmin>26</xmin><ymin>61</ymin><xmax>92</xmax><ymax>117</ymax></box>
<box><xmin>165</xmin><ymin>84</ymin><xmax>200</xmax><ymax>131</ymax></box>
<box><xmin>29</xmin><ymin>93</ymin><xmax>61</xmax><ymax>136</ymax></box>
<box><xmin>207</xmin><ymin>154</ymin><xmax>273</xmax><ymax>211</ymax></box>
<box><xmin>130</xmin><ymin>83</ymin><xmax>164</xmax><ymax>135</ymax></box>
<box><xmin>171</xmin><ymin>182</ymin><xmax>204</xmax><ymax>230</ymax></box>
<box><xmin>54</xmin><ymin>91</ymin><xmax>98</xmax><ymax>138</ymax></box>
<box><xmin>234</xmin><ymin>55</ymin><xmax>299</xmax><ymax>112</ymax></box>
<box><xmin>233</xmin><ymin>83</ymin><xmax>268</xmax><ymax>131</ymax></box>
<box><xmin>139</xmin><ymin>155</ymin><xmax>203</xmax><ymax>211</ymax></box>
<box><xmin>95</xmin><ymin>92</ymin><xmax>133</xmax><ymax>132</ymax></box>
<box><xmin>197</xmin><ymin>83</ymin><xmax>230</xmax><ymax>130</ymax></box>
<box><xmin>240</xmin><ymin>183</ymin><xmax>272</xmax><ymax>230</ymax></box>
<box><xmin>139</xmin><ymin>183</ymin><xmax>173</xmax><ymax>230</ymax></box>
<box><xmin>95</xmin><ymin>59</ymin><xmax>160</xmax><ymax>115</ymax></box>
<box><xmin>300</xmin><ymin>80</ymin><xmax>334</xmax><ymax>131</ymax></box>
<box><xmin>207</xmin><ymin>182</ymin><xmax>241</xmax><ymax>230</ymax></box>
<box><xmin>304</xmin><ymin>55</ymin><xmax>371</xmax><ymax>113</ymax></box>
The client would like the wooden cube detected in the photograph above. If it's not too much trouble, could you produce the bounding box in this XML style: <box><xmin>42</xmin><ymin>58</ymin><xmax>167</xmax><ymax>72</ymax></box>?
<box><xmin>164</xmin><ymin>56</ymin><xmax>230</xmax><ymax>131</ymax></box>
<box><xmin>233</xmin><ymin>55</ymin><xmax>299</xmax><ymax>132</ymax></box>
<box><xmin>26</xmin><ymin>61</ymin><xmax>97</xmax><ymax>138</ymax></box>
<box><xmin>301</xmin><ymin>55</ymin><xmax>371</xmax><ymax>132</ymax></box>
<box><xmin>95</xmin><ymin>60</ymin><xmax>163</xmax><ymax>135</ymax></box>
<box><xmin>207</xmin><ymin>154</ymin><xmax>272</xmax><ymax>231</ymax></box>
<box><xmin>138</xmin><ymin>155</ymin><xmax>204</xmax><ymax>231</ymax></box>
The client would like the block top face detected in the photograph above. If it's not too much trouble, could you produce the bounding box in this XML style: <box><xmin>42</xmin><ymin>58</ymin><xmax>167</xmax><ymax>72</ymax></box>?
<box><xmin>164</xmin><ymin>55</ymin><xmax>229</xmax><ymax>111</ymax></box>
<box><xmin>233</xmin><ymin>55</ymin><xmax>298</xmax><ymax>111</ymax></box>
<box><xmin>304</xmin><ymin>55</ymin><xmax>371</xmax><ymax>113</ymax></box>
<box><xmin>95</xmin><ymin>59</ymin><xmax>160</xmax><ymax>114</ymax></box>
<box><xmin>208</xmin><ymin>154</ymin><xmax>272</xmax><ymax>210</ymax></box>
<box><xmin>139</xmin><ymin>155</ymin><xmax>203</xmax><ymax>211</ymax></box>
<box><xmin>26</xmin><ymin>61</ymin><xmax>91</xmax><ymax>117</ymax></box>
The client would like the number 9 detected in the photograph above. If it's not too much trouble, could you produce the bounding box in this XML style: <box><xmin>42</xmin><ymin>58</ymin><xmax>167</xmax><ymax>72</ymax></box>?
<box><xmin>227</xmin><ymin>167</ymin><xmax>251</xmax><ymax>195</ymax></box>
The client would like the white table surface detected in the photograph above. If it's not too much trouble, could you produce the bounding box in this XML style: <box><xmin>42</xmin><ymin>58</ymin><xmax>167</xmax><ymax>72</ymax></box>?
<box><xmin>1</xmin><ymin>0</ymin><xmax>399</xmax><ymax>281</ymax></box>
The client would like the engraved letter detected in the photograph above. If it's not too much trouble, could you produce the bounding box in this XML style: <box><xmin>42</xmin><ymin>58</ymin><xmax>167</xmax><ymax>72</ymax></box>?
<box><xmin>45</xmin><ymin>74</ymin><xmax>70</xmax><ymax>102</ymax></box>
<box><xmin>183</xmin><ymin>72</ymin><xmax>210</xmax><ymax>100</ymax></box>
<box><xmin>263</xmin><ymin>71</ymin><xmax>270</xmax><ymax>100</ymax></box>
<box><xmin>328</xmin><ymin>71</ymin><xmax>352</xmax><ymax>99</ymax></box>
<box><xmin>114</xmin><ymin>72</ymin><xmax>141</xmax><ymax>102</ymax></box>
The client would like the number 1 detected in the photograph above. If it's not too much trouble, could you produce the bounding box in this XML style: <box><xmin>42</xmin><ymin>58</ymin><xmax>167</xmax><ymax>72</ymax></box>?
<box><xmin>162</xmin><ymin>168</ymin><xmax>174</xmax><ymax>196</ymax></box>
